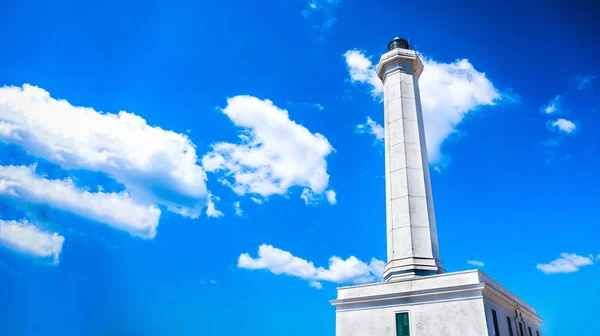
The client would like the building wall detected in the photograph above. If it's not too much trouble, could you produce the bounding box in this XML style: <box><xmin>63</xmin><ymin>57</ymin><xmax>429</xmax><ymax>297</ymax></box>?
<box><xmin>483</xmin><ymin>294</ymin><xmax>541</xmax><ymax>336</ymax></box>
<box><xmin>333</xmin><ymin>271</ymin><xmax>542</xmax><ymax>336</ymax></box>
<box><xmin>336</xmin><ymin>297</ymin><xmax>489</xmax><ymax>336</ymax></box>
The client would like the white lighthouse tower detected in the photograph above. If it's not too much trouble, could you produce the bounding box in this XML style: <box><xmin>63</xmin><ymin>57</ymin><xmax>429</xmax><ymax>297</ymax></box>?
<box><xmin>331</xmin><ymin>38</ymin><xmax>543</xmax><ymax>336</ymax></box>
<box><xmin>378</xmin><ymin>37</ymin><xmax>443</xmax><ymax>282</ymax></box>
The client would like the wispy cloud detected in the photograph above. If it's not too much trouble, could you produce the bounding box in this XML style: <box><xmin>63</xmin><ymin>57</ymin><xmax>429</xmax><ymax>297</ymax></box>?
<box><xmin>0</xmin><ymin>164</ymin><xmax>161</xmax><ymax>239</ymax></box>
<box><xmin>238</xmin><ymin>244</ymin><xmax>383</xmax><ymax>289</ymax></box>
<box><xmin>300</xmin><ymin>188</ymin><xmax>337</xmax><ymax>206</ymax></box>
<box><xmin>539</xmin><ymin>90</ymin><xmax>580</xmax><ymax>162</ymax></box>
<box><xmin>205</xmin><ymin>192</ymin><xmax>224</xmax><ymax>218</ymax></box>
<box><xmin>286</xmin><ymin>101</ymin><xmax>324</xmax><ymax>111</ymax></box>
<box><xmin>467</xmin><ymin>260</ymin><xmax>485</xmax><ymax>267</ymax></box>
<box><xmin>313</xmin><ymin>103</ymin><xmax>324</xmax><ymax>111</ymax></box>
<box><xmin>540</xmin><ymin>138</ymin><xmax>561</xmax><ymax>148</ymax></box>
<box><xmin>540</xmin><ymin>138</ymin><xmax>571</xmax><ymax>164</ymax></box>
<box><xmin>234</xmin><ymin>201</ymin><xmax>243</xmax><ymax>216</ymax></box>
<box><xmin>574</xmin><ymin>74</ymin><xmax>595</xmax><ymax>90</ymax></box>
<box><xmin>301</xmin><ymin>0</ymin><xmax>342</xmax><ymax>37</ymax></box>
<box><xmin>0</xmin><ymin>219</ymin><xmax>64</xmax><ymax>264</ymax></box>
<box><xmin>536</xmin><ymin>253</ymin><xmax>595</xmax><ymax>274</ymax></box>
<box><xmin>541</xmin><ymin>95</ymin><xmax>562</xmax><ymax>114</ymax></box>
<box><xmin>355</xmin><ymin>117</ymin><xmax>384</xmax><ymax>144</ymax></box>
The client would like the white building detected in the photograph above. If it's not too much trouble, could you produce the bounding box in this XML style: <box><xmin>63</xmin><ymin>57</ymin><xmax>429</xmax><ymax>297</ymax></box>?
<box><xmin>331</xmin><ymin>38</ymin><xmax>542</xmax><ymax>336</ymax></box>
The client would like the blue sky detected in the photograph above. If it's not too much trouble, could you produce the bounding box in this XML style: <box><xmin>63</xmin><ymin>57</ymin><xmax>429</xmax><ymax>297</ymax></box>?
<box><xmin>0</xmin><ymin>0</ymin><xmax>598</xmax><ymax>335</ymax></box>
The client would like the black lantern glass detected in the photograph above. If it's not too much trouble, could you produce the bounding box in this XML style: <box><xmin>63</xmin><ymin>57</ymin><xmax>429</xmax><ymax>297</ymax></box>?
<box><xmin>387</xmin><ymin>38</ymin><xmax>410</xmax><ymax>51</ymax></box>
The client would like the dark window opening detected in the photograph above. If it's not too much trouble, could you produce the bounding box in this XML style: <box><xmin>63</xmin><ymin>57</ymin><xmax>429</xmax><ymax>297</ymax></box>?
<box><xmin>528</xmin><ymin>327</ymin><xmax>532</xmax><ymax>336</ymax></box>
<box><xmin>492</xmin><ymin>309</ymin><xmax>501</xmax><ymax>336</ymax></box>
<box><xmin>519</xmin><ymin>322</ymin><xmax>525</xmax><ymax>336</ymax></box>
<box><xmin>507</xmin><ymin>317</ymin><xmax>514</xmax><ymax>336</ymax></box>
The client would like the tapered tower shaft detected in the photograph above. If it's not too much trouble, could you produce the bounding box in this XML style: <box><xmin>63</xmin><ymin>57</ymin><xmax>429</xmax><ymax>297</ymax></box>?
<box><xmin>378</xmin><ymin>38</ymin><xmax>444</xmax><ymax>281</ymax></box>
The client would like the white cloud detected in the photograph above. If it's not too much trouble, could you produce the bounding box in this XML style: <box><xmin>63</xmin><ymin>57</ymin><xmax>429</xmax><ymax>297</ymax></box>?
<box><xmin>238</xmin><ymin>244</ymin><xmax>383</xmax><ymax>289</ymax></box>
<box><xmin>548</xmin><ymin>118</ymin><xmax>577</xmax><ymax>134</ymax></box>
<box><xmin>541</xmin><ymin>95</ymin><xmax>562</xmax><ymax>114</ymax></box>
<box><xmin>0</xmin><ymin>84</ymin><xmax>208</xmax><ymax>218</ymax></box>
<box><xmin>309</xmin><ymin>280</ymin><xmax>322</xmax><ymax>289</ymax></box>
<box><xmin>205</xmin><ymin>192</ymin><xmax>224</xmax><ymax>218</ymax></box>
<box><xmin>344</xmin><ymin>50</ymin><xmax>502</xmax><ymax>163</ymax></box>
<box><xmin>250</xmin><ymin>197</ymin><xmax>263</xmax><ymax>204</ymax></box>
<box><xmin>325</xmin><ymin>189</ymin><xmax>337</xmax><ymax>205</ymax></box>
<box><xmin>355</xmin><ymin>117</ymin><xmax>384</xmax><ymax>143</ymax></box>
<box><xmin>536</xmin><ymin>253</ymin><xmax>595</xmax><ymax>274</ymax></box>
<box><xmin>301</xmin><ymin>188</ymin><xmax>318</xmax><ymax>205</ymax></box>
<box><xmin>575</xmin><ymin>74</ymin><xmax>594</xmax><ymax>90</ymax></box>
<box><xmin>0</xmin><ymin>121</ymin><xmax>23</xmax><ymax>140</ymax></box>
<box><xmin>369</xmin><ymin>258</ymin><xmax>385</xmax><ymax>277</ymax></box>
<box><xmin>202</xmin><ymin>96</ymin><xmax>335</xmax><ymax>205</ymax></box>
<box><xmin>344</xmin><ymin>50</ymin><xmax>383</xmax><ymax>98</ymax></box>
<box><xmin>234</xmin><ymin>201</ymin><xmax>243</xmax><ymax>216</ymax></box>
<box><xmin>0</xmin><ymin>165</ymin><xmax>161</xmax><ymax>239</ymax></box>
<box><xmin>0</xmin><ymin>219</ymin><xmax>64</xmax><ymax>264</ymax></box>
<box><xmin>301</xmin><ymin>188</ymin><xmax>337</xmax><ymax>205</ymax></box>
<box><xmin>467</xmin><ymin>260</ymin><xmax>485</xmax><ymax>267</ymax></box>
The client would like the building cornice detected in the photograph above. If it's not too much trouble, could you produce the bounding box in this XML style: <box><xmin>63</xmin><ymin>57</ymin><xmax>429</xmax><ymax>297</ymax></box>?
<box><xmin>332</xmin><ymin>269</ymin><xmax>542</xmax><ymax>323</ymax></box>
<box><xmin>331</xmin><ymin>283</ymin><xmax>484</xmax><ymax>312</ymax></box>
